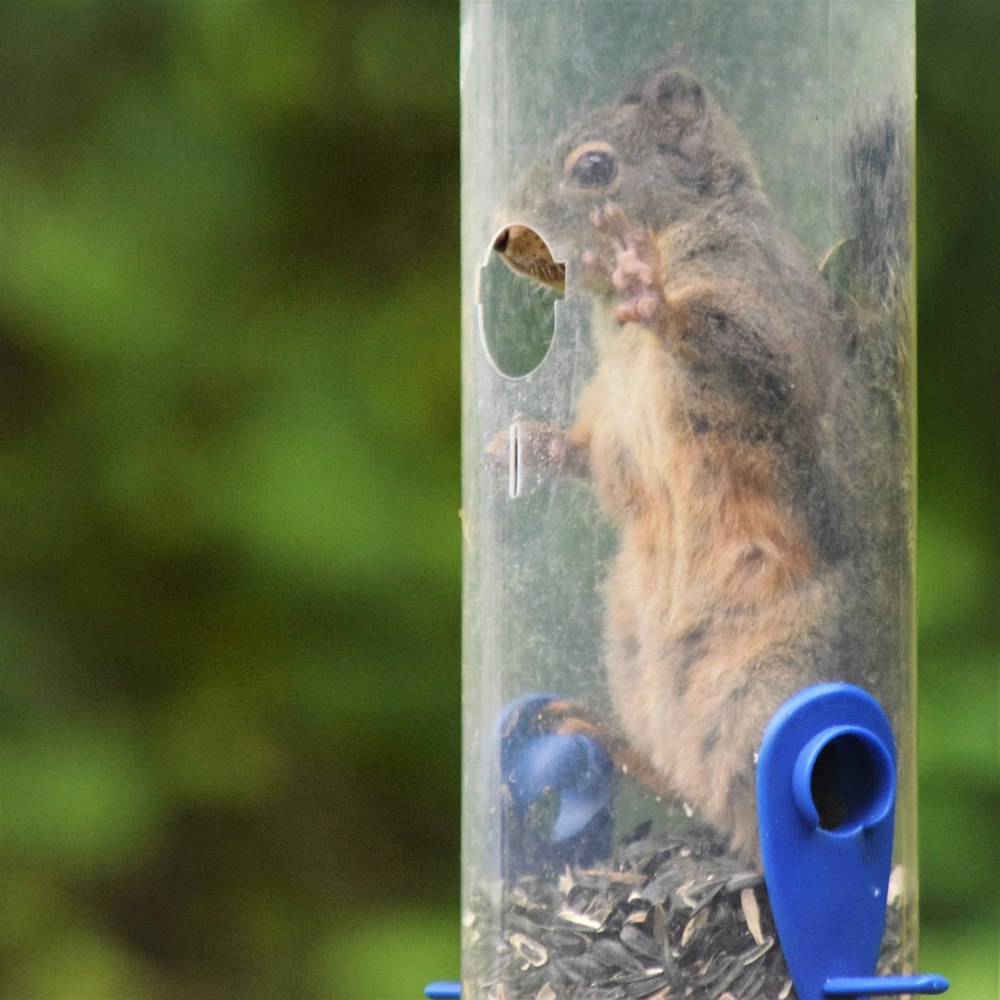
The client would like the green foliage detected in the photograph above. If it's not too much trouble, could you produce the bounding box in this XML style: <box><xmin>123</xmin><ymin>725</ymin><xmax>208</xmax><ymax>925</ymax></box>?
<box><xmin>0</xmin><ymin>1</ymin><xmax>994</xmax><ymax>997</ymax></box>
<box><xmin>917</xmin><ymin>3</ymin><xmax>1000</xmax><ymax>993</ymax></box>
<box><xmin>0</xmin><ymin>2</ymin><xmax>459</xmax><ymax>997</ymax></box>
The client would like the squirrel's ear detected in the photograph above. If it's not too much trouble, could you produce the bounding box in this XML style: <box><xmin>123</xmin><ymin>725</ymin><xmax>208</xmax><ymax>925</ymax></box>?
<box><xmin>649</xmin><ymin>68</ymin><xmax>707</xmax><ymax>156</ymax></box>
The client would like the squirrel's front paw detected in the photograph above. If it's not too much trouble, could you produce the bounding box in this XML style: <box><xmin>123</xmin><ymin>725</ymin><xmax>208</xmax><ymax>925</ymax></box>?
<box><xmin>486</xmin><ymin>421</ymin><xmax>589</xmax><ymax>479</ymax></box>
<box><xmin>588</xmin><ymin>203</ymin><xmax>665</xmax><ymax>324</ymax></box>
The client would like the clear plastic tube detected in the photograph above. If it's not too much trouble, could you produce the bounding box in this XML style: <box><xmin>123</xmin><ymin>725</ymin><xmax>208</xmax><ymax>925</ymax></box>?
<box><xmin>461</xmin><ymin>4</ymin><xmax>915</xmax><ymax>996</ymax></box>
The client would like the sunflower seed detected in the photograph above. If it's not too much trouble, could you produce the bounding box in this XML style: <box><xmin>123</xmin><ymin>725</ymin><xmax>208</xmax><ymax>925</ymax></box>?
<box><xmin>624</xmin><ymin>973</ymin><xmax>670</xmax><ymax>997</ymax></box>
<box><xmin>559</xmin><ymin>951</ymin><xmax>609</xmax><ymax>983</ymax></box>
<box><xmin>464</xmin><ymin>821</ymin><xmax>903</xmax><ymax>998</ymax></box>
<box><xmin>593</xmin><ymin>936</ymin><xmax>647</xmax><ymax>973</ymax></box>
<box><xmin>510</xmin><ymin>933</ymin><xmax>548</xmax><ymax>968</ymax></box>
<box><xmin>740</xmin><ymin>887</ymin><xmax>765</xmax><ymax>946</ymax></box>
<box><xmin>619</xmin><ymin>923</ymin><xmax>662</xmax><ymax>962</ymax></box>
<box><xmin>680</xmin><ymin>905</ymin><xmax>710</xmax><ymax>947</ymax></box>
<box><xmin>738</xmin><ymin>937</ymin><xmax>774</xmax><ymax>965</ymax></box>
<box><xmin>557</xmin><ymin>899</ymin><xmax>613</xmax><ymax>931</ymax></box>
<box><xmin>724</xmin><ymin>871</ymin><xmax>764</xmax><ymax>894</ymax></box>
<box><xmin>540</xmin><ymin>929</ymin><xmax>588</xmax><ymax>955</ymax></box>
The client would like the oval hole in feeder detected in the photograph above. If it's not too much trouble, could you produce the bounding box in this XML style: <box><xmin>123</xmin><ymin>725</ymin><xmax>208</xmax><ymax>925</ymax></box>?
<box><xmin>478</xmin><ymin>225</ymin><xmax>563</xmax><ymax>378</ymax></box>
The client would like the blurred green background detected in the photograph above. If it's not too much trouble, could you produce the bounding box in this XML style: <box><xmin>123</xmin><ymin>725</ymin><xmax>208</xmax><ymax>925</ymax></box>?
<box><xmin>0</xmin><ymin>2</ymin><xmax>995</xmax><ymax>998</ymax></box>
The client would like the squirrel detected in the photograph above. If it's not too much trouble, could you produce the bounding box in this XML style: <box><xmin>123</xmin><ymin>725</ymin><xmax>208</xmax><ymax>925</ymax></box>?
<box><xmin>491</xmin><ymin>63</ymin><xmax>912</xmax><ymax>864</ymax></box>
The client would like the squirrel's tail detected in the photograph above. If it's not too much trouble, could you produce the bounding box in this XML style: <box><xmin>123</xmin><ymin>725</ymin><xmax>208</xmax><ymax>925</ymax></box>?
<box><xmin>830</xmin><ymin>100</ymin><xmax>916</xmax><ymax>715</ymax></box>
<box><xmin>825</xmin><ymin>101</ymin><xmax>914</xmax><ymax>397</ymax></box>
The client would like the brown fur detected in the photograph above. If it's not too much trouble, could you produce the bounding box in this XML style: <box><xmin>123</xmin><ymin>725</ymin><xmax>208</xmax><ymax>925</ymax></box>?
<box><xmin>497</xmin><ymin>66</ymin><xmax>908</xmax><ymax>863</ymax></box>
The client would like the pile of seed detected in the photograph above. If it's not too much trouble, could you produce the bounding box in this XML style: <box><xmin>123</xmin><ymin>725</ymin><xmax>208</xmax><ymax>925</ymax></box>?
<box><xmin>465</xmin><ymin>825</ymin><xmax>903</xmax><ymax>1000</ymax></box>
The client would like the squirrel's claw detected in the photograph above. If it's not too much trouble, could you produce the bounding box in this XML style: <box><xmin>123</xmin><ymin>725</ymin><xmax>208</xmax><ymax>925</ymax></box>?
<box><xmin>590</xmin><ymin>203</ymin><xmax>666</xmax><ymax>324</ymax></box>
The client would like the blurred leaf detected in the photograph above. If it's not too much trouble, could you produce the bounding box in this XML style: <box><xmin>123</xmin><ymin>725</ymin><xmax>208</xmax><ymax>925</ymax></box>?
<box><xmin>188</xmin><ymin>0</ymin><xmax>335</xmax><ymax>119</ymax></box>
<box><xmin>313</xmin><ymin>906</ymin><xmax>459</xmax><ymax>1000</ymax></box>
<box><xmin>919</xmin><ymin>651</ymin><xmax>999</xmax><ymax>776</ymax></box>
<box><xmin>921</xmin><ymin>921</ymin><xmax>1000</xmax><ymax>1000</ymax></box>
<box><xmin>0</xmin><ymin>725</ymin><xmax>160</xmax><ymax>866</ymax></box>
<box><xmin>354</xmin><ymin>3</ymin><xmax>456</xmax><ymax>118</ymax></box>
<box><xmin>917</xmin><ymin>503</ymin><xmax>990</xmax><ymax>639</ymax></box>
<box><xmin>22</xmin><ymin>930</ymin><xmax>159</xmax><ymax>1000</ymax></box>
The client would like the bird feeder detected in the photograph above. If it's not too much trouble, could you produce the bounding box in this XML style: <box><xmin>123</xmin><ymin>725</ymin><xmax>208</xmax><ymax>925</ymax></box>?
<box><xmin>441</xmin><ymin>3</ymin><xmax>946</xmax><ymax>998</ymax></box>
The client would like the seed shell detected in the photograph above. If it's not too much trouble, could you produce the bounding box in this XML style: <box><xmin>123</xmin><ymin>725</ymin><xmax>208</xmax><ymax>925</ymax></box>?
<box><xmin>464</xmin><ymin>823</ymin><xmax>906</xmax><ymax>999</ymax></box>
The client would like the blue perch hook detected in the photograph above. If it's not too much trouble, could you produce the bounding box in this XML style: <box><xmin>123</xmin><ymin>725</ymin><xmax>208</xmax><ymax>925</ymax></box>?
<box><xmin>424</xmin><ymin>694</ymin><xmax>617</xmax><ymax>999</ymax></box>
<box><xmin>757</xmin><ymin>683</ymin><xmax>948</xmax><ymax>1000</ymax></box>
<box><xmin>499</xmin><ymin>693</ymin><xmax>616</xmax><ymax>879</ymax></box>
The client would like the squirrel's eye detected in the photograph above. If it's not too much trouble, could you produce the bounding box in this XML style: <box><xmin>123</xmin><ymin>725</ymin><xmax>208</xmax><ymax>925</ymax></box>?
<box><xmin>564</xmin><ymin>141</ymin><xmax>618</xmax><ymax>189</ymax></box>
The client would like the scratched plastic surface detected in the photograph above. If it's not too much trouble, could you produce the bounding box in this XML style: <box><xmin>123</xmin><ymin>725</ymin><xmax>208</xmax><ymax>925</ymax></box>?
<box><xmin>460</xmin><ymin>3</ymin><xmax>916</xmax><ymax>997</ymax></box>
